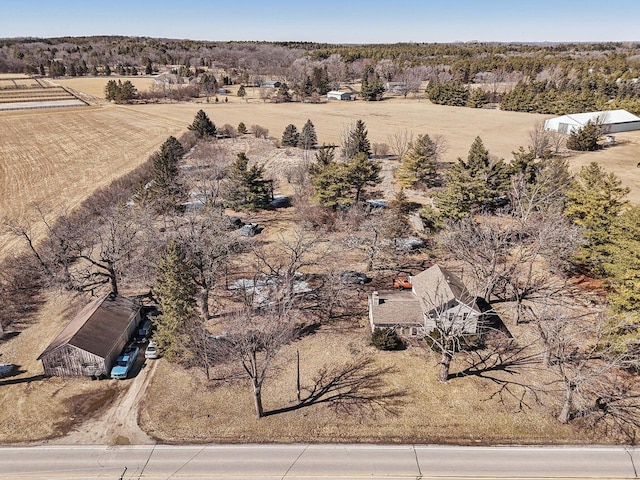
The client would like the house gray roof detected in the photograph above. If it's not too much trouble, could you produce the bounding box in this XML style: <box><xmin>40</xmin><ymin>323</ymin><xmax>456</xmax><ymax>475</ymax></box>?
<box><xmin>38</xmin><ymin>294</ymin><xmax>139</xmax><ymax>360</ymax></box>
<box><xmin>369</xmin><ymin>290</ymin><xmax>424</xmax><ymax>328</ymax></box>
<box><xmin>410</xmin><ymin>264</ymin><xmax>478</xmax><ymax>312</ymax></box>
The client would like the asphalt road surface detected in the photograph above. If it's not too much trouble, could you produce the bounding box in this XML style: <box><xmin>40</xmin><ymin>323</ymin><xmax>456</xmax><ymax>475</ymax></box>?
<box><xmin>1</xmin><ymin>444</ymin><xmax>639</xmax><ymax>479</ymax></box>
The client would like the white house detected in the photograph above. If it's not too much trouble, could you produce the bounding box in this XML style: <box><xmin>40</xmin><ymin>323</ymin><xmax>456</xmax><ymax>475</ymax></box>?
<box><xmin>327</xmin><ymin>90</ymin><xmax>354</xmax><ymax>101</ymax></box>
<box><xmin>368</xmin><ymin>264</ymin><xmax>498</xmax><ymax>338</ymax></box>
<box><xmin>543</xmin><ymin>109</ymin><xmax>640</xmax><ymax>134</ymax></box>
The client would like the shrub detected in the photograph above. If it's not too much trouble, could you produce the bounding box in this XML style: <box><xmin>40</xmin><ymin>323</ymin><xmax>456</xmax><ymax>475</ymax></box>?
<box><xmin>372</xmin><ymin>328</ymin><xmax>403</xmax><ymax>351</ymax></box>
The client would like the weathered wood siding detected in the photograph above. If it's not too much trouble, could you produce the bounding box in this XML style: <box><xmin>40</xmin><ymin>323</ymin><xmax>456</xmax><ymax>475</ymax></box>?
<box><xmin>41</xmin><ymin>344</ymin><xmax>106</xmax><ymax>377</ymax></box>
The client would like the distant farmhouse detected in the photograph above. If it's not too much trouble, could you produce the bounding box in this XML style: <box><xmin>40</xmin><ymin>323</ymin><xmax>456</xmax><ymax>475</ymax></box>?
<box><xmin>38</xmin><ymin>294</ymin><xmax>142</xmax><ymax>378</ymax></box>
<box><xmin>327</xmin><ymin>90</ymin><xmax>355</xmax><ymax>101</ymax></box>
<box><xmin>544</xmin><ymin>109</ymin><xmax>640</xmax><ymax>134</ymax></box>
<box><xmin>262</xmin><ymin>80</ymin><xmax>281</xmax><ymax>89</ymax></box>
<box><xmin>368</xmin><ymin>264</ymin><xmax>499</xmax><ymax>338</ymax></box>
<box><xmin>384</xmin><ymin>82</ymin><xmax>406</xmax><ymax>94</ymax></box>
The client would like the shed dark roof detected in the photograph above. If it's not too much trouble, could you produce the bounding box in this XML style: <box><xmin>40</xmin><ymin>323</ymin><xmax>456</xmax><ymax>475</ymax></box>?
<box><xmin>38</xmin><ymin>294</ymin><xmax>139</xmax><ymax>360</ymax></box>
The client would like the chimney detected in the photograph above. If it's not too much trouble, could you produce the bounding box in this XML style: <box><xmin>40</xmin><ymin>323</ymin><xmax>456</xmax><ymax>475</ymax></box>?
<box><xmin>372</xmin><ymin>291</ymin><xmax>380</xmax><ymax>306</ymax></box>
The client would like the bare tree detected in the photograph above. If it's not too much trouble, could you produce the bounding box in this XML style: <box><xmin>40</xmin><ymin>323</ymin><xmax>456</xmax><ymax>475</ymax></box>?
<box><xmin>387</xmin><ymin>129</ymin><xmax>414</xmax><ymax>160</ymax></box>
<box><xmin>533</xmin><ymin>305</ymin><xmax>637</xmax><ymax>431</ymax></box>
<box><xmin>212</xmin><ymin>304</ymin><xmax>300</xmax><ymax>418</ymax></box>
<box><xmin>528</xmin><ymin>122</ymin><xmax>553</xmax><ymax>159</ymax></box>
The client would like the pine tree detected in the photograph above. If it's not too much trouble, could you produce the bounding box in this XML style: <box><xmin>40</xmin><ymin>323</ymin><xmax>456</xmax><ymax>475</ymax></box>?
<box><xmin>311</xmin><ymin>161</ymin><xmax>351</xmax><ymax>208</ymax></box>
<box><xmin>154</xmin><ymin>240</ymin><xmax>198</xmax><ymax>361</ymax></box>
<box><xmin>224</xmin><ymin>153</ymin><xmax>272</xmax><ymax>210</ymax></box>
<box><xmin>436</xmin><ymin>136</ymin><xmax>510</xmax><ymax>219</ymax></box>
<box><xmin>298</xmin><ymin>119</ymin><xmax>317</xmax><ymax>150</ymax></box>
<box><xmin>105</xmin><ymin>80</ymin><xmax>118</xmax><ymax>101</ymax></box>
<box><xmin>397</xmin><ymin>134</ymin><xmax>439</xmax><ymax>188</ymax></box>
<box><xmin>343</xmin><ymin>119</ymin><xmax>371</xmax><ymax>159</ymax></box>
<box><xmin>604</xmin><ymin>205</ymin><xmax>640</xmax><ymax>313</ymax></box>
<box><xmin>188</xmin><ymin>109</ymin><xmax>217</xmax><ymax>138</ymax></box>
<box><xmin>145</xmin><ymin>60</ymin><xmax>153</xmax><ymax>75</ymax></box>
<box><xmin>346</xmin><ymin>152</ymin><xmax>382</xmax><ymax>203</ymax></box>
<box><xmin>281</xmin><ymin>124</ymin><xmax>299</xmax><ymax>147</ymax></box>
<box><xmin>565</xmin><ymin>162</ymin><xmax>629</xmax><ymax>270</ymax></box>
<box><xmin>467</xmin><ymin>88</ymin><xmax>487</xmax><ymax>108</ymax></box>
<box><xmin>276</xmin><ymin>82</ymin><xmax>292</xmax><ymax>102</ymax></box>
<box><xmin>39</xmin><ymin>63</ymin><xmax>45</xmax><ymax>76</ymax></box>
<box><xmin>237</xmin><ymin>84</ymin><xmax>246</xmax><ymax>99</ymax></box>
<box><xmin>104</xmin><ymin>64</ymin><xmax>111</xmax><ymax>76</ymax></box>
<box><xmin>566</xmin><ymin>120</ymin><xmax>601</xmax><ymax>151</ymax></box>
<box><xmin>150</xmin><ymin>136</ymin><xmax>185</xmax><ymax>211</ymax></box>
<box><xmin>360</xmin><ymin>65</ymin><xmax>384</xmax><ymax>101</ymax></box>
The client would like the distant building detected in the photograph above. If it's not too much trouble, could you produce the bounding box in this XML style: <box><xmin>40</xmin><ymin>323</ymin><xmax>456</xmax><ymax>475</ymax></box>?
<box><xmin>384</xmin><ymin>82</ymin><xmax>406</xmax><ymax>94</ymax></box>
<box><xmin>543</xmin><ymin>109</ymin><xmax>640</xmax><ymax>134</ymax></box>
<box><xmin>38</xmin><ymin>294</ymin><xmax>142</xmax><ymax>378</ymax></box>
<box><xmin>262</xmin><ymin>80</ymin><xmax>281</xmax><ymax>89</ymax></box>
<box><xmin>327</xmin><ymin>90</ymin><xmax>354</xmax><ymax>101</ymax></box>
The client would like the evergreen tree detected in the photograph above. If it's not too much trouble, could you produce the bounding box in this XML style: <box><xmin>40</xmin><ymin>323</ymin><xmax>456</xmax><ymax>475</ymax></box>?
<box><xmin>145</xmin><ymin>60</ymin><xmax>153</xmax><ymax>75</ymax></box>
<box><xmin>237</xmin><ymin>122</ymin><xmax>248</xmax><ymax>134</ymax></box>
<box><xmin>298</xmin><ymin>119</ymin><xmax>318</xmax><ymax>150</ymax></box>
<box><xmin>104</xmin><ymin>64</ymin><xmax>111</xmax><ymax>76</ymax></box>
<box><xmin>346</xmin><ymin>152</ymin><xmax>382</xmax><ymax>203</ymax></box>
<box><xmin>188</xmin><ymin>109</ymin><xmax>217</xmax><ymax>138</ymax></box>
<box><xmin>428</xmin><ymin>82</ymin><xmax>469</xmax><ymax>106</ymax></box>
<box><xmin>604</xmin><ymin>205</ymin><xmax>640</xmax><ymax>313</ymax></box>
<box><xmin>154</xmin><ymin>240</ymin><xmax>198</xmax><ymax>361</ymax></box>
<box><xmin>68</xmin><ymin>63</ymin><xmax>77</xmax><ymax>77</ymax></box>
<box><xmin>311</xmin><ymin>161</ymin><xmax>351</xmax><ymax>208</ymax></box>
<box><xmin>467</xmin><ymin>88</ymin><xmax>487</xmax><ymax>108</ymax></box>
<box><xmin>38</xmin><ymin>63</ymin><xmax>45</xmax><ymax>76</ymax></box>
<box><xmin>105</xmin><ymin>79</ymin><xmax>118</xmax><ymax>101</ymax></box>
<box><xmin>566</xmin><ymin>120</ymin><xmax>602</xmax><ymax>151</ymax></box>
<box><xmin>565</xmin><ymin>162</ymin><xmax>629</xmax><ymax>270</ymax></box>
<box><xmin>224</xmin><ymin>153</ymin><xmax>272</xmax><ymax>210</ymax></box>
<box><xmin>436</xmin><ymin>136</ymin><xmax>510</xmax><ymax>219</ymax></box>
<box><xmin>237</xmin><ymin>84</ymin><xmax>246</xmax><ymax>99</ymax></box>
<box><xmin>91</xmin><ymin>64</ymin><xmax>98</xmax><ymax>76</ymax></box>
<box><xmin>276</xmin><ymin>82</ymin><xmax>292</xmax><ymax>102</ymax></box>
<box><xmin>281</xmin><ymin>124</ymin><xmax>299</xmax><ymax>147</ymax></box>
<box><xmin>343</xmin><ymin>119</ymin><xmax>371</xmax><ymax>159</ymax></box>
<box><xmin>311</xmin><ymin>66</ymin><xmax>330</xmax><ymax>95</ymax></box>
<box><xmin>397</xmin><ymin>134</ymin><xmax>439</xmax><ymax>188</ymax></box>
<box><xmin>150</xmin><ymin>136</ymin><xmax>185</xmax><ymax>211</ymax></box>
<box><xmin>360</xmin><ymin>65</ymin><xmax>385</xmax><ymax>101</ymax></box>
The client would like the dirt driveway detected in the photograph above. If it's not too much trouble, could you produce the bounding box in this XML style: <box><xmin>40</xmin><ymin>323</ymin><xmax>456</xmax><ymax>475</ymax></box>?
<box><xmin>49</xmin><ymin>356</ymin><xmax>159</xmax><ymax>445</ymax></box>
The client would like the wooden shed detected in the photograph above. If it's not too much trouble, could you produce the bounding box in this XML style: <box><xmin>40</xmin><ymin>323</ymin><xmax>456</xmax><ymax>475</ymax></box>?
<box><xmin>38</xmin><ymin>294</ymin><xmax>141</xmax><ymax>378</ymax></box>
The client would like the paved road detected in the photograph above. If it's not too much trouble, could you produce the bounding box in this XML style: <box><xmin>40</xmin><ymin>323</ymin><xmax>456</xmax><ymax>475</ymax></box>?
<box><xmin>0</xmin><ymin>444</ymin><xmax>638</xmax><ymax>479</ymax></box>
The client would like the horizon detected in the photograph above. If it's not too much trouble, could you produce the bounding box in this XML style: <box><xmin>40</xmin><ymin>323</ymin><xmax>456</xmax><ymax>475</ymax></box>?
<box><xmin>2</xmin><ymin>0</ymin><xmax>639</xmax><ymax>44</ymax></box>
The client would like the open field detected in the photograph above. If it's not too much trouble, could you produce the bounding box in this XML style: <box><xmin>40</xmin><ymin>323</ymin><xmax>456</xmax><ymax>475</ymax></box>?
<box><xmin>54</xmin><ymin>76</ymin><xmax>156</xmax><ymax>101</ymax></box>
<box><xmin>4</xmin><ymin>89</ymin><xmax>640</xmax><ymax>264</ymax></box>
<box><xmin>0</xmin><ymin>105</ymin><xmax>185</xmax><ymax>261</ymax></box>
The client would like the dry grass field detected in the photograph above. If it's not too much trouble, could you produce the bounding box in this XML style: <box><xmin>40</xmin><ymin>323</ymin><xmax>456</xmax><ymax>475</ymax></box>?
<box><xmin>1</xmin><ymin>78</ymin><xmax>639</xmax><ymax>445</ymax></box>
<box><xmin>0</xmin><ymin>105</ymin><xmax>185</xmax><ymax>261</ymax></box>
<box><xmin>139</xmin><ymin>315</ymin><xmax>597</xmax><ymax>445</ymax></box>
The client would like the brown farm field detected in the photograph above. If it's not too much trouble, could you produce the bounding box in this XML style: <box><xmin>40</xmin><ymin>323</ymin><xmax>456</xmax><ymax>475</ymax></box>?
<box><xmin>3</xmin><ymin>87</ymin><xmax>640</xmax><ymax>263</ymax></box>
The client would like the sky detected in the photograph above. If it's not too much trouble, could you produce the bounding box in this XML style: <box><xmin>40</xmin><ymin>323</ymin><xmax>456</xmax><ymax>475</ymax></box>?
<box><xmin>1</xmin><ymin>0</ymin><xmax>639</xmax><ymax>44</ymax></box>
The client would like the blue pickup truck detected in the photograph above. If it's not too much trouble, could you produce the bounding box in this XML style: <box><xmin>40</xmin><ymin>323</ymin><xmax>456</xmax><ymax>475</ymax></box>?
<box><xmin>110</xmin><ymin>346</ymin><xmax>139</xmax><ymax>380</ymax></box>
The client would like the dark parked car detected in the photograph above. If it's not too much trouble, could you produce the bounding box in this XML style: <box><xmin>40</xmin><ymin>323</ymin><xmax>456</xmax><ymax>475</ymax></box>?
<box><xmin>340</xmin><ymin>270</ymin><xmax>369</xmax><ymax>285</ymax></box>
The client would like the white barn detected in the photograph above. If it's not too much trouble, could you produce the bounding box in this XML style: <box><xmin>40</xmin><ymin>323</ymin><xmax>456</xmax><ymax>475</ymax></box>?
<box><xmin>544</xmin><ymin>109</ymin><xmax>640</xmax><ymax>134</ymax></box>
<box><xmin>327</xmin><ymin>90</ymin><xmax>354</xmax><ymax>101</ymax></box>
